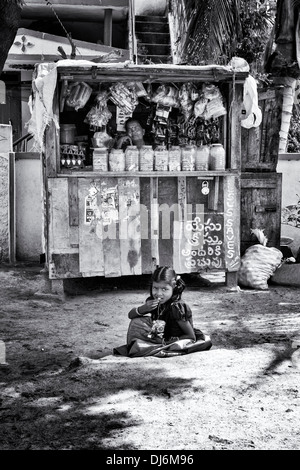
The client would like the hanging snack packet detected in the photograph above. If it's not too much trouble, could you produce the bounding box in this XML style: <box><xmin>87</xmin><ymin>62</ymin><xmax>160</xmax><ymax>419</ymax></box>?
<box><xmin>151</xmin><ymin>84</ymin><xmax>179</xmax><ymax>107</ymax></box>
<box><xmin>66</xmin><ymin>82</ymin><xmax>93</xmax><ymax>111</ymax></box>
<box><xmin>109</xmin><ymin>82</ymin><xmax>139</xmax><ymax>114</ymax></box>
<box><xmin>179</xmin><ymin>83</ymin><xmax>194</xmax><ymax>121</ymax></box>
<box><xmin>84</xmin><ymin>91</ymin><xmax>112</xmax><ymax>128</ymax></box>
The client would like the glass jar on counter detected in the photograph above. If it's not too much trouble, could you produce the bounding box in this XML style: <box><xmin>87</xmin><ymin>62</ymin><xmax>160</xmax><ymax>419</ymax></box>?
<box><xmin>168</xmin><ymin>146</ymin><xmax>181</xmax><ymax>171</ymax></box>
<box><xmin>209</xmin><ymin>143</ymin><xmax>225</xmax><ymax>170</ymax></box>
<box><xmin>109</xmin><ymin>149</ymin><xmax>125</xmax><ymax>172</ymax></box>
<box><xmin>195</xmin><ymin>144</ymin><xmax>209</xmax><ymax>170</ymax></box>
<box><xmin>93</xmin><ymin>148</ymin><xmax>108</xmax><ymax>171</ymax></box>
<box><xmin>154</xmin><ymin>145</ymin><xmax>169</xmax><ymax>171</ymax></box>
<box><xmin>139</xmin><ymin>145</ymin><xmax>154</xmax><ymax>171</ymax></box>
<box><xmin>125</xmin><ymin>145</ymin><xmax>139</xmax><ymax>171</ymax></box>
<box><xmin>181</xmin><ymin>145</ymin><xmax>196</xmax><ymax>171</ymax></box>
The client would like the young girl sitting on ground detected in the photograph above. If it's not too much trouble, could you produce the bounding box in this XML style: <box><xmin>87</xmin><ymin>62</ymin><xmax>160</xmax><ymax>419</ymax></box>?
<box><xmin>114</xmin><ymin>266</ymin><xmax>212</xmax><ymax>357</ymax></box>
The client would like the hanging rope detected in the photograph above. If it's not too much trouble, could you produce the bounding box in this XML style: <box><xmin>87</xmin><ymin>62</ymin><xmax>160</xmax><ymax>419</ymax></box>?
<box><xmin>44</xmin><ymin>0</ymin><xmax>79</xmax><ymax>59</ymax></box>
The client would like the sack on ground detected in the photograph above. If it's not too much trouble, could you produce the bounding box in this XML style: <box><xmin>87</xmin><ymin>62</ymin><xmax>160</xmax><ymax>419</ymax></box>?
<box><xmin>238</xmin><ymin>244</ymin><xmax>282</xmax><ymax>290</ymax></box>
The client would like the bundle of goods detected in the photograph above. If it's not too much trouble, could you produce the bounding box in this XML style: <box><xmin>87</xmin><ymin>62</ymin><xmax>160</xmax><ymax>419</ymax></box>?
<box><xmin>193</xmin><ymin>84</ymin><xmax>227</xmax><ymax>120</ymax></box>
<box><xmin>109</xmin><ymin>82</ymin><xmax>139</xmax><ymax>114</ymax></box>
<box><xmin>150</xmin><ymin>85</ymin><xmax>180</xmax><ymax>146</ymax></box>
<box><xmin>84</xmin><ymin>91</ymin><xmax>112</xmax><ymax>129</ymax></box>
<box><xmin>178</xmin><ymin>83</ymin><xmax>196</xmax><ymax>121</ymax></box>
<box><xmin>91</xmin><ymin>131</ymin><xmax>114</xmax><ymax>171</ymax></box>
<box><xmin>195</xmin><ymin>119</ymin><xmax>220</xmax><ymax>146</ymax></box>
<box><xmin>91</xmin><ymin>131</ymin><xmax>114</xmax><ymax>149</ymax></box>
<box><xmin>126</xmin><ymin>81</ymin><xmax>149</xmax><ymax>100</ymax></box>
<box><xmin>65</xmin><ymin>82</ymin><xmax>93</xmax><ymax>111</ymax></box>
<box><xmin>238</xmin><ymin>229</ymin><xmax>283</xmax><ymax>290</ymax></box>
<box><xmin>151</xmin><ymin>84</ymin><xmax>179</xmax><ymax>108</ymax></box>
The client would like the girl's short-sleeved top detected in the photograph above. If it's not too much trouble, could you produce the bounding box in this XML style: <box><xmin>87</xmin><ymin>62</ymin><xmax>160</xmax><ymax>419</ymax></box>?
<box><xmin>150</xmin><ymin>299</ymin><xmax>194</xmax><ymax>340</ymax></box>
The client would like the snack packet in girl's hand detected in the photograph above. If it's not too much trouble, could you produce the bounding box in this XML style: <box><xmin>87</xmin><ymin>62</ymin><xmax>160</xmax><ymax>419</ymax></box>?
<box><xmin>148</xmin><ymin>320</ymin><xmax>166</xmax><ymax>339</ymax></box>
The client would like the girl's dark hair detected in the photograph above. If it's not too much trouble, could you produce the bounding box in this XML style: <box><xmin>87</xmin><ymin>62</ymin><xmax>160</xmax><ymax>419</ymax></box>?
<box><xmin>150</xmin><ymin>266</ymin><xmax>185</xmax><ymax>302</ymax></box>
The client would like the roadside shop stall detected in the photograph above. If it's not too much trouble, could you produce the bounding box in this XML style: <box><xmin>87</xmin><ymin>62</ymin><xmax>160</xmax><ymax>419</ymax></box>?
<box><xmin>29</xmin><ymin>60</ymin><xmax>248</xmax><ymax>288</ymax></box>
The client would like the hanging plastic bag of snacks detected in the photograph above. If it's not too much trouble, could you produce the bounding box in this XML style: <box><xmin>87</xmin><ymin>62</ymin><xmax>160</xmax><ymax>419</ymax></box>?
<box><xmin>194</xmin><ymin>96</ymin><xmax>208</xmax><ymax>118</ymax></box>
<box><xmin>151</xmin><ymin>84</ymin><xmax>179</xmax><ymax>107</ymax></box>
<box><xmin>109</xmin><ymin>82</ymin><xmax>139</xmax><ymax>114</ymax></box>
<box><xmin>202</xmin><ymin>84</ymin><xmax>227</xmax><ymax>120</ymax></box>
<box><xmin>66</xmin><ymin>82</ymin><xmax>93</xmax><ymax>111</ymax></box>
<box><xmin>178</xmin><ymin>83</ymin><xmax>194</xmax><ymax>121</ymax></box>
<box><xmin>126</xmin><ymin>81</ymin><xmax>149</xmax><ymax>99</ymax></box>
<box><xmin>84</xmin><ymin>91</ymin><xmax>112</xmax><ymax>128</ymax></box>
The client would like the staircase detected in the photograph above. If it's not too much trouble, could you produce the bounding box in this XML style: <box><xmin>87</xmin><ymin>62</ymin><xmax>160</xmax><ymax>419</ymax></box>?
<box><xmin>135</xmin><ymin>15</ymin><xmax>172</xmax><ymax>64</ymax></box>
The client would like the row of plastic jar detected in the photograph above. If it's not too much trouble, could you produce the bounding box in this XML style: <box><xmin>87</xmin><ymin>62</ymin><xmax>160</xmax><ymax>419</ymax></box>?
<box><xmin>93</xmin><ymin>143</ymin><xmax>225</xmax><ymax>172</ymax></box>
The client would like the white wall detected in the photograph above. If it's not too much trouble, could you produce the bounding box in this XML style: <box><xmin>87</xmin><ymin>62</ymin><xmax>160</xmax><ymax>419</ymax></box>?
<box><xmin>134</xmin><ymin>0</ymin><xmax>167</xmax><ymax>15</ymax></box>
<box><xmin>277</xmin><ymin>158</ymin><xmax>300</xmax><ymax>207</ymax></box>
<box><xmin>15</xmin><ymin>154</ymin><xmax>43</xmax><ymax>261</ymax></box>
<box><xmin>277</xmin><ymin>156</ymin><xmax>300</xmax><ymax>255</ymax></box>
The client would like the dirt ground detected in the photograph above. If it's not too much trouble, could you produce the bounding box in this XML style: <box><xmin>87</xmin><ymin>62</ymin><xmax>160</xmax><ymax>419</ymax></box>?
<box><xmin>0</xmin><ymin>263</ymin><xmax>300</xmax><ymax>452</ymax></box>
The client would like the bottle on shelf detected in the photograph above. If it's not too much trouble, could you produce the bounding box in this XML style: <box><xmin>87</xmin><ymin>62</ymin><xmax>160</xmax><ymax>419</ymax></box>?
<box><xmin>139</xmin><ymin>145</ymin><xmax>154</xmax><ymax>171</ymax></box>
<box><xmin>168</xmin><ymin>146</ymin><xmax>181</xmax><ymax>171</ymax></box>
<box><xmin>181</xmin><ymin>145</ymin><xmax>196</xmax><ymax>171</ymax></box>
<box><xmin>154</xmin><ymin>145</ymin><xmax>169</xmax><ymax>171</ymax></box>
<box><xmin>209</xmin><ymin>143</ymin><xmax>226</xmax><ymax>170</ymax></box>
<box><xmin>125</xmin><ymin>145</ymin><xmax>139</xmax><ymax>171</ymax></box>
<box><xmin>195</xmin><ymin>144</ymin><xmax>209</xmax><ymax>171</ymax></box>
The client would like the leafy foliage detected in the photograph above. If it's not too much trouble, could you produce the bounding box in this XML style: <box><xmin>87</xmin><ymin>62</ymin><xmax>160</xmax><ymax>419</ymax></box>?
<box><xmin>185</xmin><ymin>0</ymin><xmax>275</xmax><ymax>71</ymax></box>
<box><xmin>234</xmin><ymin>1</ymin><xmax>274</xmax><ymax>69</ymax></box>
<box><xmin>287</xmin><ymin>108</ymin><xmax>300</xmax><ymax>153</ymax></box>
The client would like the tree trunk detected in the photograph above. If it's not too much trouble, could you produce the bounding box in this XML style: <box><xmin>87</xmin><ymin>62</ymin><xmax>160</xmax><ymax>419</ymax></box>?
<box><xmin>274</xmin><ymin>76</ymin><xmax>297</xmax><ymax>153</ymax></box>
<box><xmin>266</xmin><ymin>0</ymin><xmax>300</xmax><ymax>153</ymax></box>
<box><xmin>0</xmin><ymin>0</ymin><xmax>24</xmax><ymax>75</ymax></box>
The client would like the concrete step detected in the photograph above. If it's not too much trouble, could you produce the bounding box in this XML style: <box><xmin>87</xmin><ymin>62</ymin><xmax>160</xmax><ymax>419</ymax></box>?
<box><xmin>135</xmin><ymin>31</ymin><xmax>170</xmax><ymax>44</ymax></box>
<box><xmin>135</xmin><ymin>21</ymin><xmax>169</xmax><ymax>33</ymax></box>
<box><xmin>135</xmin><ymin>15</ymin><xmax>168</xmax><ymax>23</ymax></box>
<box><xmin>137</xmin><ymin>54</ymin><xmax>172</xmax><ymax>64</ymax></box>
<box><xmin>136</xmin><ymin>43</ymin><xmax>171</xmax><ymax>56</ymax></box>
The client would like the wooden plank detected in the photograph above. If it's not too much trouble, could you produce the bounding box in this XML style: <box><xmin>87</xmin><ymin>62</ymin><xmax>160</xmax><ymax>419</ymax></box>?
<box><xmin>173</xmin><ymin>176</ymin><xmax>193</xmax><ymax>273</ymax></box>
<box><xmin>186</xmin><ymin>177</ymin><xmax>225</xmax><ymax>272</ymax></box>
<box><xmin>59</xmin><ymin>79</ymin><xmax>68</xmax><ymax>112</ymax></box>
<box><xmin>229</xmin><ymin>83</ymin><xmax>243</xmax><ymax>170</ymax></box>
<box><xmin>207</xmin><ymin>176</ymin><xmax>220</xmax><ymax>211</ymax></box>
<box><xmin>261</xmin><ymin>88</ymin><xmax>282</xmax><ymax>169</ymax></box>
<box><xmin>224</xmin><ymin>175</ymin><xmax>240</xmax><ymax>272</ymax></box>
<box><xmin>69</xmin><ymin>178</ymin><xmax>79</xmax><ymax>226</ymax></box>
<box><xmin>140</xmin><ymin>177</ymin><xmax>153</xmax><ymax>274</ymax></box>
<box><xmin>225</xmin><ymin>271</ymin><xmax>238</xmax><ymax>288</ymax></box>
<box><xmin>240</xmin><ymin>173</ymin><xmax>282</xmax><ymax>253</ymax></box>
<box><xmin>101</xmin><ymin>177</ymin><xmax>121</xmax><ymax>277</ymax></box>
<box><xmin>49</xmin><ymin>253</ymin><xmax>80</xmax><ymax>279</ymax></box>
<box><xmin>157</xmin><ymin>177</ymin><xmax>178</xmax><ymax>268</ymax></box>
<box><xmin>45</xmin><ymin>88</ymin><xmax>59</xmax><ymax>177</ymax></box>
<box><xmin>68</xmin><ymin>177</ymin><xmax>79</xmax><ymax>248</ymax></box>
<box><xmin>41</xmin><ymin>157</ymin><xmax>48</xmax><ymax>264</ymax></box>
<box><xmin>58</xmin><ymin>65</ymin><xmax>248</xmax><ymax>84</ymax></box>
<box><xmin>118</xmin><ymin>177</ymin><xmax>142</xmax><ymax>276</ymax></box>
<box><xmin>241</xmin><ymin>179</ymin><xmax>277</xmax><ymax>189</ymax></box>
<box><xmin>8</xmin><ymin>153</ymin><xmax>16</xmax><ymax>264</ymax></box>
<box><xmin>48</xmin><ymin>178</ymin><xmax>70</xmax><ymax>253</ymax></box>
<box><xmin>241</xmin><ymin>87</ymin><xmax>282</xmax><ymax>172</ymax></box>
<box><xmin>57</xmin><ymin>170</ymin><xmax>234</xmax><ymax>178</ymax></box>
<box><xmin>104</xmin><ymin>9</ymin><xmax>113</xmax><ymax>46</ymax></box>
<box><xmin>78</xmin><ymin>178</ymin><xmax>105</xmax><ymax>276</ymax></box>
<box><xmin>150</xmin><ymin>177</ymin><xmax>159</xmax><ymax>269</ymax></box>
